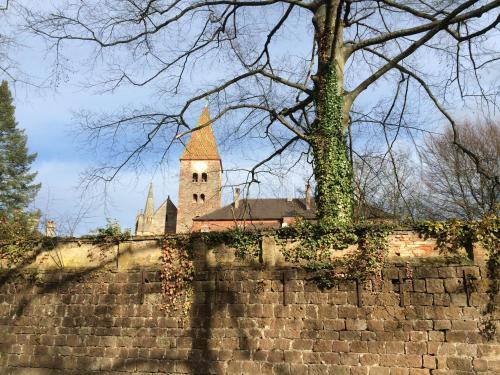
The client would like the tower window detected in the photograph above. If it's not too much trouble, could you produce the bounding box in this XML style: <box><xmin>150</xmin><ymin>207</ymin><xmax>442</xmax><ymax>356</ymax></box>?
<box><xmin>200</xmin><ymin>194</ymin><xmax>205</xmax><ymax>203</ymax></box>
<box><xmin>201</xmin><ymin>173</ymin><xmax>208</xmax><ymax>182</ymax></box>
<box><xmin>193</xmin><ymin>194</ymin><xmax>198</xmax><ymax>203</ymax></box>
<box><xmin>192</xmin><ymin>173</ymin><xmax>198</xmax><ymax>182</ymax></box>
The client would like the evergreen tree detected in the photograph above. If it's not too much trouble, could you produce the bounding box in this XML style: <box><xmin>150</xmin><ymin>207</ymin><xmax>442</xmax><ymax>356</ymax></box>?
<box><xmin>0</xmin><ymin>80</ymin><xmax>40</xmax><ymax>217</ymax></box>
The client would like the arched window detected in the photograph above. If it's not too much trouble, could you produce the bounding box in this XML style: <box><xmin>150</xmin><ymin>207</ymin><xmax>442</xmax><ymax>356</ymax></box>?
<box><xmin>192</xmin><ymin>194</ymin><xmax>198</xmax><ymax>203</ymax></box>
<box><xmin>201</xmin><ymin>173</ymin><xmax>208</xmax><ymax>183</ymax></box>
<box><xmin>200</xmin><ymin>194</ymin><xmax>205</xmax><ymax>203</ymax></box>
<box><xmin>192</xmin><ymin>173</ymin><xmax>198</xmax><ymax>182</ymax></box>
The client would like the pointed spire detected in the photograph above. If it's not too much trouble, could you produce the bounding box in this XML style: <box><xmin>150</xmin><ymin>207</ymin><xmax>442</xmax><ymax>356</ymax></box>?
<box><xmin>144</xmin><ymin>183</ymin><xmax>154</xmax><ymax>217</ymax></box>
<box><xmin>180</xmin><ymin>106</ymin><xmax>220</xmax><ymax>160</ymax></box>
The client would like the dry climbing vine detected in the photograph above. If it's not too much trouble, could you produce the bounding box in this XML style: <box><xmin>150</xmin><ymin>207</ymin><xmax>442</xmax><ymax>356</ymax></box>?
<box><xmin>158</xmin><ymin>214</ymin><xmax>497</xmax><ymax>339</ymax></box>
<box><xmin>417</xmin><ymin>213</ymin><xmax>499</xmax><ymax>340</ymax></box>
<box><xmin>160</xmin><ymin>235</ymin><xmax>194</xmax><ymax>315</ymax></box>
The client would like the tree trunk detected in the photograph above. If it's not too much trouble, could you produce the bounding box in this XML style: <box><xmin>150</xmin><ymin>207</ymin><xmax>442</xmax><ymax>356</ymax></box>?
<box><xmin>310</xmin><ymin>2</ymin><xmax>353</xmax><ymax>227</ymax></box>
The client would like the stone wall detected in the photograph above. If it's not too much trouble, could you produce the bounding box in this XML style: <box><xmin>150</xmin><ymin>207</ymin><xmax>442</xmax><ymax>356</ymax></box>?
<box><xmin>3</xmin><ymin>229</ymin><xmax>473</xmax><ymax>271</ymax></box>
<box><xmin>0</xmin><ymin>235</ymin><xmax>498</xmax><ymax>375</ymax></box>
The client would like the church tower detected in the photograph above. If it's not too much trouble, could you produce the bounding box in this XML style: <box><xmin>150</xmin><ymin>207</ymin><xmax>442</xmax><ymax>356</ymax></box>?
<box><xmin>176</xmin><ymin>106</ymin><xmax>222</xmax><ymax>233</ymax></box>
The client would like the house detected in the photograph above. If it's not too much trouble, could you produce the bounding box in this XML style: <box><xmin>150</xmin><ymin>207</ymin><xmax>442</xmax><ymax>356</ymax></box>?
<box><xmin>135</xmin><ymin>106</ymin><xmax>392</xmax><ymax>235</ymax></box>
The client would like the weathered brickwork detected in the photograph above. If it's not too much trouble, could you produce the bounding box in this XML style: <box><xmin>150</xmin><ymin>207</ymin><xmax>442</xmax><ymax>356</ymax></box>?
<box><xmin>176</xmin><ymin>159</ymin><xmax>222</xmax><ymax>233</ymax></box>
<box><xmin>0</xmin><ymin>261</ymin><xmax>498</xmax><ymax>374</ymax></box>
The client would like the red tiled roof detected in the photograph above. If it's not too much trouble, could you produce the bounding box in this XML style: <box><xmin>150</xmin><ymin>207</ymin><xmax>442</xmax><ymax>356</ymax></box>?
<box><xmin>193</xmin><ymin>198</ymin><xmax>394</xmax><ymax>222</ymax></box>
<box><xmin>180</xmin><ymin>107</ymin><xmax>220</xmax><ymax>160</ymax></box>
<box><xmin>194</xmin><ymin>199</ymin><xmax>317</xmax><ymax>221</ymax></box>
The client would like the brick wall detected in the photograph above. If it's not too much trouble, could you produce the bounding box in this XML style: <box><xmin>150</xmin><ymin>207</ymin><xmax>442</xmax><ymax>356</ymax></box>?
<box><xmin>0</xmin><ymin>240</ymin><xmax>498</xmax><ymax>374</ymax></box>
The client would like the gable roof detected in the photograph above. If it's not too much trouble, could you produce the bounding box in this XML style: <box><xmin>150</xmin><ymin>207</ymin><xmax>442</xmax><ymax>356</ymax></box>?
<box><xmin>180</xmin><ymin>107</ymin><xmax>221</xmax><ymax>161</ymax></box>
<box><xmin>194</xmin><ymin>198</ymin><xmax>316</xmax><ymax>221</ymax></box>
<box><xmin>193</xmin><ymin>198</ymin><xmax>393</xmax><ymax>222</ymax></box>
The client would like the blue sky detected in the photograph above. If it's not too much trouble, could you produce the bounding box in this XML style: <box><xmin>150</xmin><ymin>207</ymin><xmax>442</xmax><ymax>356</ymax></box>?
<box><xmin>1</xmin><ymin>5</ymin><xmax>317</xmax><ymax>235</ymax></box>
<box><xmin>9</xmin><ymin>52</ymin><xmax>310</xmax><ymax>235</ymax></box>
<box><xmin>2</xmin><ymin>3</ymin><xmax>499</xmax><ymax>235</ymax></box>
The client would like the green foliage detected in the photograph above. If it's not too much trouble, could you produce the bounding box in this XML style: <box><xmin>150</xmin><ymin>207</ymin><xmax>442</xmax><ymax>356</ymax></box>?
<box><xmin>200</xmin><ymin>227</ymin><xmax>261</xmax><ymax>260</ymax></box>
<box><xmin>0</xmin><ymin>81</ymin><xmax>41</xmax><ymax>266</ymax></box>
<box><xmin>158</xmin><ymin>215</ymin><xmax>497</xmax><ymax>331</ymax></box>
<box><xmin>415</xmin><ymin>214</ymin><xmax>498</xmax><ymax>259</ymax></box>
<box><xmin>416</xmin><ymin>214</ymin><xmax>499</xmax><ymax>340</ymax></box>
<box><xmin>0</xmin><ymin>210</ymin><xmax>42</xmax><ymax>266</ymax></box>
<box><xmin>311</xmin><ymin>67</ymin><xmax>353</xmax><ymax>227</ymax></box>
<box><xmin>278</xmin><ymin>219</ymin><xmax>358</xmax><ymax>261</ymax></box>
<box><xmin>278</xmin><ymin>220</ymin><xmax>392</xmax><ymax>279</ymax></box>
<box><xmin>90</xmin><ymin>219</ymin><xmax>131</xmax><ymax>246</ymax></box>
<box><xmin>0</xmin><ymin>81</ymin><xmax>41</xmax><ymax>216</ymax></box>
<box><xmin>296</xmin><ymin>223</ymin><xmax>392</xmax><ymax>288</ymax></box>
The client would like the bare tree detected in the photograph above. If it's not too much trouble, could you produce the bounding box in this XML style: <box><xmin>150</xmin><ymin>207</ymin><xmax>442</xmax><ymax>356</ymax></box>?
<box><xmin>25</xmin><ymin>0</ymin><xmax>500</xmax><ymax>225</ymax></box>
<box><xmin>353</xmin><ymin>147</ymin><xmax>429</xmax><ymax>221</ymax></box>
<box><xmin>422</xmin><ymin>119</ymin><xmax>499</xmax><ymax>219</ymax></box>
<box><xmin>1</xmin><ymin>1</ymin><xmax>39</xmax><ymax>85</ymax></box>
<box><xmin>0</xmin><ymin>0</ymin><xmax>15</xmax><ymax>80</ymax></box>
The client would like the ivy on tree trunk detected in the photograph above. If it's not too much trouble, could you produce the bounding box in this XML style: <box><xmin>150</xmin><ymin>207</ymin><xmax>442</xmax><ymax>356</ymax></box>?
<box><xmin>311</xmin><ymin>66</ymin><xmax>353</xmax><ymax>227</ymax></box>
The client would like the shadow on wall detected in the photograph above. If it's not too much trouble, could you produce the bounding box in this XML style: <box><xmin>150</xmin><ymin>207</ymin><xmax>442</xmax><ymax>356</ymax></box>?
<box><xmin>0</xmin><ymin>236</ymin><xmax>496</xmax><ymax>375</ymax></box>
<box><xmin>0</xmin><ymin>238</ymin><xmax>260</xmax><ymax>375</ymax></box>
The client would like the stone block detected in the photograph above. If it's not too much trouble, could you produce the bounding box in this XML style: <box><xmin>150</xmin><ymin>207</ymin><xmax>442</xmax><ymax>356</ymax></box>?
<box><xmin>447</xmin><ymin>357</ymin><xmax>473</xmax><ymax>372</ymax></box>
<box><xmin>437</xmin><ymin>267</ymin><xmax>457</xmax><ymax>278</ymax></box>
<box><xmin>369</xmin><ymin>367</ymin><xmax>391</xmax><ymax>375</ymax></box>
<box><xmin>432</xmin><ymin>294</ymin><xmax>450</xmax><ymax>306</ymax></box>
<box><xmin>289</xmin><ymin>364</ymin><xmax>308</xmax><ymax>375</ymax></box>
<box><xmin>328</xmin><ymin>365</ymin><xmax>350</xmax><ymax>375</ymax></box>
<box><xmin>292</xmin><ymin>339</ymin><xmax>313</xmax><ymax>351</ymax></box>
<box><xmin>433</xmin><ymin>320</ymin><xmax>451</xmax><ymax>330</ymax></box>
<box><xmin>379</xmin><ymin>354</ymin><xmax>403</xmax><ymax>367</ymax></box>
<box><xmin>349</xmin><ymin>341</ymin><xmax>368</xmax><ymax>353</ymax></box>
<box><xmin>410</xmin><ymin>331</ymin><xmax>428</xmax><ymax>341</ymax></box>
<box><xmin>324</xmin><ymin>319</ymin><xmax>346</xmax><ymax>331</ymax></box>
<box><xmin>367</xmin><ymin>320</ymin><xmax>385</xmax><ymax>331</ymax></box>
<box><xmin>414</xmin><ymin>266</ymin><xmax>439</xmax><ymax>278</ymax></box>
<box><xmin>332</xmin><ymin>340</ymin><xmax>349</xmax><ymax>353</ymax></box>
<box><xmin>313</xmin><ymin>339</ymin><xmax>332</xmax><ymax>352</ymax></box>
<box><xmin>318</xmin><ymin>352</ymin><xmax>340</xmax><ymax>365</ymax></box>
<box><xmin>444</xmin><ymin>278</ymin><xmax>462</xmax><ymax>293</ymax></box>
<box><xmin>413</xmin><ymin>280</ymin><xmax>426</xmax><ymax>292</ymax></box>
<box><xmin>451</xmin><ymin>320</ymin><xmax>478</xmax><ymax>331</ymax></box>
<box><xmin>409</xmin><ymin>370</ymin><xmax>430</xmax><ymax>375</ymax></box>
<box><xmin>351</xmin><ymin>367</ymin><xmax>369</xmax><ymax>375</ymax></box>
<box><xmin>339</xmin><ymin>353</ymin><xmax>360</xmax><ymax>366</ymax></box>
<box><xmin>423</xmin><ymin>355</ymin><xmax>437</xmax><ymax>369</ymax></box>
<box><xmin>360</xmin><ymin>354</ymin><xmax>380</xmax><ymax>366</ymax></box>
<box><xmin>405</xmin><ymin>342</ymin><xmax>427</xmax><ymax>355</ymax></box>
<box><xmin>426</xmin><ymin>279</ymin><xmax>444</xmax><ymax>293</ymax></box>
<box><xmin>428</xmin><ymin>331</ymin><xmax>444</xmax><ymax>342</ymax></box>
<box><xmin>410</xmin><ymin>293</ymin><xmax>433</xmax><ymax>306</ymax></box>
<box><xmin>390</xmin><ymin>368</ymin><xmax>409</xmax><ymax>375</ymax></box>
<box><xmin>346</xmin><ymin>319</ymin><xmax>367</xmax><ymax>331</ymax></box>
<box><xmin>386</xmin><ymin>342</ymin><xmax>404</xmax><ymax>354</ymax></box>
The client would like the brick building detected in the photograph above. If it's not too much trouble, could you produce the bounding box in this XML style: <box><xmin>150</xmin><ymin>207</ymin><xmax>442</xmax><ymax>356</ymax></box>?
<box><xmin>135</xmin><ymin>106</ymin><xmax>391</xmax><ymax>235</ymax></box>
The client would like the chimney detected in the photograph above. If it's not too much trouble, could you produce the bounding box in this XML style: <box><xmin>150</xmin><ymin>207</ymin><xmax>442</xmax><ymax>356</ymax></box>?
<box><xmin>305</xmin><ymin>184</ymin><xmax>312</xmax><ymax>210</ymax></box>
<box><xmin>46</xmin><ymin>220</ymin><xmax>56</xmax><ymax>237</ymax></box>
<box><xmin>234</xmin><ymin>188</ymin><xmax>240</xmax><ymax>209</ymax></box>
